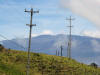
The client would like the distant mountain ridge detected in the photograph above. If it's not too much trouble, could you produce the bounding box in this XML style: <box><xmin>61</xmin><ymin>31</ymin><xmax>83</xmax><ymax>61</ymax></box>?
<box><xmin>0</xmin><ymin>34</ymin><xmax>100</xmax><ymax>65</ymax></box>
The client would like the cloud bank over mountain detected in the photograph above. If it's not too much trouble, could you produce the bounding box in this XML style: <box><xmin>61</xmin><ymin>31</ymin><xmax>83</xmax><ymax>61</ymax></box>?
<box><xmin>32</xmin><ymin>30</ymin><xmax>54</xmax><ymax>37</ymax></box>
<box><xmin>82</xmin><ymin>30</ymin><xmax>100</xmax><ymax>38</ymax></box>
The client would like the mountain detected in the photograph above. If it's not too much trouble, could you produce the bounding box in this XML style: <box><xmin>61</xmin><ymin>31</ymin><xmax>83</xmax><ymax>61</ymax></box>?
<box><xmin>0</xmin><ymin>46</ymin><xmax>100</xmax><ymax>75</ymax></box>
<box><xmin>1</xmin><ymin>34</ymin><xmax>100</xmax><ymax>65</ymax></box>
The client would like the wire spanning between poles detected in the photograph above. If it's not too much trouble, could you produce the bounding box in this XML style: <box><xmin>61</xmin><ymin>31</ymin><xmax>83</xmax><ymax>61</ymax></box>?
<box><xmin>25</xmin><ymin>8</ymin><xmax>39</xmax><ymax>75</ymax></box>
<box><xmin>66</xmin><ymin>16</ymin><xmax>75</xmax><ymax>59</ymax></box>
<box><xmin>0</xmin><ymin>34</ymin><xmax>26</xmax><ymax>50</ymax></box>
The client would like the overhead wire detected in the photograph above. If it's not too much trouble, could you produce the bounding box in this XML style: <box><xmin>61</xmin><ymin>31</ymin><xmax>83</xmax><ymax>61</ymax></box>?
<box><xmin>0</xmin><ymin>0</ymin><xmax>37</xmax><ymax>51</ymax></box>
<box><xmin>0</xmin><ymin>34</ymin><xmax>26</xmax><ymax>50</ymax></box>
<box><xmin>0</xmin><ymin>0</ymin><xmax>29</xmax><ymax>43</ymax></box>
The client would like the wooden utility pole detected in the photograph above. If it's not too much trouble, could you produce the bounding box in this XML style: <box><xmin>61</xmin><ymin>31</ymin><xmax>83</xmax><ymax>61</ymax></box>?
<box><xmin>56</xmin><ymin>50</ymin><xmax>58</xmax><ymax>56</ymax></box>
<box><xmin>25</xmin><ymin>8</ymin><xmax>39</xmax><ymax>75</ymax></box>
<box><xmin>60</xmin><ymin>46</ymin><xmax>63</xmax><ymax>56</ymax></box>
<box><xmin>58</xmin><ymin>51</ymin><xmax>59</xmax><ymax>56</ymax></box>
<box><xmin>66</xmin><ymin>16</ymin><xmax>74</xmax><ymax>58</ymax></box>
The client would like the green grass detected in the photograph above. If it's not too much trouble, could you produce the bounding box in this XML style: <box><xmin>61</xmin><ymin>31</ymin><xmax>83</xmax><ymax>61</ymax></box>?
<box><xmin>0</xmin><ymin>46</ymin><xmax>100</xmax><ymax>75</ymax></box>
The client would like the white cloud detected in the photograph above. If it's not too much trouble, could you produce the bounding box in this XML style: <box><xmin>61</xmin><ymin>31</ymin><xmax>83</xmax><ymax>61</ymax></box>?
<box><xmin>31</xmin><ymin>34</ymin><xmax>38</xmax><ymax>37</ymax></box>
<box><xmin>72</xmin><ymin>40</ymin><xmax>79</xmax><ymax>48</ymax></box>
<box><xmin>53</xmin><ymin>37</ymin><xmax>68</xmax><ymax>48</ymax></box>
<box><xmin>30</xmin><ymin>30</ymin><xmax>68</xmax><ymax>37</ymax></box>
<box><xmin>60</xmin><ymin>0</ymin><xmax>100</xmax><ymax>27</ymax></box>
<box><xmin>32</xmin><ymin>30</ymin><xmax>54</xmax><ymax>37</ymax></box>
<box><xmin>91</xmin><ymin>40</ymin><xmax>100</xmax><ymax>52</ymax></box>
<box><xmin>82</xmin><ymin>30</ymin><xmax>100</xmax><ymax>38</ymax></box>
<box><xmin>41</xmin><ymin>30</ymin><xmax>54</xmax><ymax>35</ymax></box>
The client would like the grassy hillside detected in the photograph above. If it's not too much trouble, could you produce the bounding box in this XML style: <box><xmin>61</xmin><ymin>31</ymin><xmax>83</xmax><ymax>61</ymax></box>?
<box><xmin>0</xmin><ymin>45</ymin><xmax>100</xmax><ymax>75</ymax></box>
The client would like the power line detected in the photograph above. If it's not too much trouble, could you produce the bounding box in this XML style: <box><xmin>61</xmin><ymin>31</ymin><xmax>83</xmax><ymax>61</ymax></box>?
<box><xmin>0</xmin><ymin>1</ymin><xmax>29</xmax><ymax>42</ymax></box>
<box><xmin>0</xmin><ymin>34</ymin><xmax>26</xmax><ymax>50</ymax></box>
<box><xmin>0</xmin><ymin>0</ymin><xmax>39</xmax><ymax>40</ymax></box>
<box><xmin>25</xmin><ymin>8</ymin><xmax>39</xmax><ymax>75</ymax></box>
<box><xmin>66</xmin><ymin>16</ymin><xmax>75</xmax><ymax>59</ymax></box>
<box><xmin>0</xmin><ymin>0</ymin><xmax>27</xmax><ymax>24</ymax></box>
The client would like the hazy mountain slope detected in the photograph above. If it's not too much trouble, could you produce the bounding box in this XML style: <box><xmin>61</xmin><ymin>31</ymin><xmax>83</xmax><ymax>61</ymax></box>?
<box><xmin>1</xmin><ymin>34</ymin><xmax>100</xmax><ymax>65</ymax></box>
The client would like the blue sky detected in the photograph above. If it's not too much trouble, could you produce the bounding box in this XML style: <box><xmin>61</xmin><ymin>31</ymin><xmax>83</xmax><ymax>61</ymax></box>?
<box><xmin>0</xmin><ymin>0</ymin><xmax>98</xmax><ymax>40</ymax></box>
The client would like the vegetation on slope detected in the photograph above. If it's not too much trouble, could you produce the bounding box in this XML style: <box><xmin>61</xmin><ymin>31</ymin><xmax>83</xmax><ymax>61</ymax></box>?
<box><xmin>0</xmin><ymin>44</ymin><xmax>100</xmax><ymax>75</ymax></box>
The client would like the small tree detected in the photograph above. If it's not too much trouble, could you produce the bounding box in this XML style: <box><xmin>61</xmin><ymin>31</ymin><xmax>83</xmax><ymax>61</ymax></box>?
<box><xmin>0</xmin><ymin>44</ymin><xmax>4</xmax><ymax>52</ymax></box>
<box><xmin>90</xmin><ymin>63</ymin><xmax>98</xmax><ymax>68</ymax></box>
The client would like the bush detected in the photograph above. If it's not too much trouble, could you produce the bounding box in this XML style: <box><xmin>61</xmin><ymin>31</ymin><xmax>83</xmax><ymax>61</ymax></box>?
<box><xmin>90</xmin><ymin>63</ymin><xmax>98</xmax><ymax>68</ymax></box>
<box><xmin>0</xmin><ymin>44</ymin><xmax>4</xmax><ymax>52</ymax></box>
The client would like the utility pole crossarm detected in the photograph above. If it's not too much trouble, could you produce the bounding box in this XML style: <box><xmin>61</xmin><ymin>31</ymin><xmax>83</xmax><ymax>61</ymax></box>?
<box><xmin>66</xmin><ymin>16</ymin><xmax>75</xmax><ymax>20</ymax></box>
<box><xmin>34</xmin><ymin>10</ymin><xmax>39</xmax><ymax>13</ymax></box>
<box><xmin>66</xmin><ymin>16</ymin><xmax>75</xmax><ymax>27</ymax></box>
<box><xmin>25</xmin><ymin>8</ymin><xmax>39</xmax><ymax>13</ymax></box>
<box><xmin>26</xmin><ymin>24</ymin><xmax>36</xmax><ymax>26</ymax></box>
